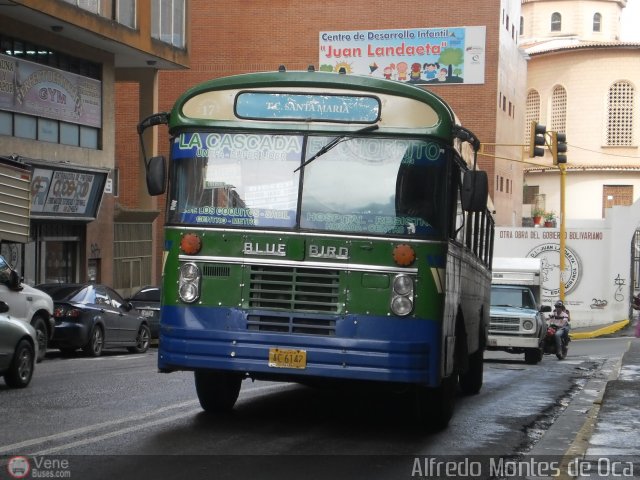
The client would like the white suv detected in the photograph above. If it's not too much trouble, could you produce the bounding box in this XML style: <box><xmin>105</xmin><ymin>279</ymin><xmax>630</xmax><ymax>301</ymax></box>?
<box><xmin>0</xmin><ymin>255</ymin><xmax>54</xmax><ymax>362</ymax></box>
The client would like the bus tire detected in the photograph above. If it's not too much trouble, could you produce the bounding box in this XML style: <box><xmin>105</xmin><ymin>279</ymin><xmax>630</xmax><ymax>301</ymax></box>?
<box><xmin>194</xmin><ymin>370</ymin><xmax>242</xmax><ymax>413</ymax></box>
<box><xmin>414</xmin><ymin>374</ymin><xmax>457</xmax><ymax>431</ymax></box>
<box><xmin>459</xmin><ymin>347</ymin><xmax>484</xmax><ymax>395</ymax></box>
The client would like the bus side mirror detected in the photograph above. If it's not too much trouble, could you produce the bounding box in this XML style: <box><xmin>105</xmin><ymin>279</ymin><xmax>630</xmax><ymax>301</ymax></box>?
<box><xmin>146</xmin><ymin>156</ymin><xmax>166</xmax><ymax>196</ymax></box>
<box><xmin>461</xmin><ymin>170</ymin><xmax>488</xmax><ymax>212</ymax></box>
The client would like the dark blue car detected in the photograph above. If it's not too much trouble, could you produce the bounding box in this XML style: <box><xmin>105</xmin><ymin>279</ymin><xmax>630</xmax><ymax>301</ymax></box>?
<box><xmin>36</xmin><ymin>283</ymin><xmax>151</xmax><ymax>357</ymax></box>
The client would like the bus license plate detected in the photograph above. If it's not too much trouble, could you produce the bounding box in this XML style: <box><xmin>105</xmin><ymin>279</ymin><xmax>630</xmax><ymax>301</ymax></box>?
<box><xmin>268</xmin><ymin>348</ymin><xmax>307</xmax><ymax>369</ymax></box>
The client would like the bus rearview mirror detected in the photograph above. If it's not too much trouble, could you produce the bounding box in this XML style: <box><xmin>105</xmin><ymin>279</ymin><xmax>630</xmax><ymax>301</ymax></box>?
<box><xmin>146</xmin><ymin>156</ymin><xmax>166</xmax><ymax>196</ymax></box>
<box><xmin>461</xmin><ymin>170</ymin><xmax>488</xmax><ymax>212</ymax></box>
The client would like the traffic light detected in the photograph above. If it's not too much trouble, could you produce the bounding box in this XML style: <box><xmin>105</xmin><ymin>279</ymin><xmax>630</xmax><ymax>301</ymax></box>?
<box><xmin>529</xmin><ymin>121</ymin><xmax>546</xmax><ymax>158</ymax></box>
<box><xmin>551</xmin><ymin>132</ymin><xmax>568</xmax><ymax>164</ymax></box>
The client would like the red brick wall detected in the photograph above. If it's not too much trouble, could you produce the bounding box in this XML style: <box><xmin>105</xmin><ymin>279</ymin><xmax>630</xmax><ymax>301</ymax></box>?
<box><xmin>115</xmin><ymin>82</ymin><xmax>141</xmax><ymax>208</ymax></box>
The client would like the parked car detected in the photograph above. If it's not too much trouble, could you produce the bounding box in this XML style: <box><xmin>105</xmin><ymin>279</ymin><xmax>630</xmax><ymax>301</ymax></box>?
<box><xmin>126</xmin><ymin>286</ymin><xmax>160</xmax><ymax>339</ymax></box>
<box><xmin>0</xmin><ymin>255</ymin><xmax>54</xmax><ymax>363</ymax></box>
<box><xmin>36</xmin><ymin>283</ymin><xmax>151</xmax><ymax>357</ymax></box>
<box><xmin>0</xmin><ymin>300</ymin><xmax>37</xmax><ymax>388</ymax></box>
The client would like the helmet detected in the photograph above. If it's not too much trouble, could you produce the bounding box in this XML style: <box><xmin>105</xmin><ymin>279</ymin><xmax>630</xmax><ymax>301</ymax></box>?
<box><xmin>554</xmin><ymin>301</ymin><xmax>564</xmax><ymax>308</ymax></box>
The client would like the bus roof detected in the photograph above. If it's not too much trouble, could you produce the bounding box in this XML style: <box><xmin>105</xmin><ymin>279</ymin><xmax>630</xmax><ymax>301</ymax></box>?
<box><xmin>169</xmin><ymin>70</ymin><xmax>459</xmax><ymax>138</ymax></box>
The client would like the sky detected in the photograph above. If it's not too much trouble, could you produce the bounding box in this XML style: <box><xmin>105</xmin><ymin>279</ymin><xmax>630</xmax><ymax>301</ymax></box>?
<box><xmin>620</xmin><ymin>0</ymin><xmax>640</xmax><ymax>41</ymax></box>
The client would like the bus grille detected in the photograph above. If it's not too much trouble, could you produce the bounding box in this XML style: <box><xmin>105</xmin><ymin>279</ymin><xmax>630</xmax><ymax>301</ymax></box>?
<box><xmin>489</xmin><ymin>316</ymin><xmax>521</xmax><ymax>333</ymax></box>
<box><xmin>248</xmin><ymin>265</ymin><xmax>340</xmax><ymax>312</ymax></box>
<box><xmin>247</xmin><ymin>314</ymin><xmax>336</xmax><ymax>336</ymax></box>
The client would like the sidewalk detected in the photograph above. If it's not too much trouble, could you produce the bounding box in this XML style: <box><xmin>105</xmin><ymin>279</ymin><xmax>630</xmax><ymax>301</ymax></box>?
<box><xmin>572</xmin><ymin>319</ymin><xmax>639</xmax><ymax>477</ymax></box>
<box><xmin>526</xmin><ymin>318</ymin><xmax>639</xmax><ymax>479</ymax></box>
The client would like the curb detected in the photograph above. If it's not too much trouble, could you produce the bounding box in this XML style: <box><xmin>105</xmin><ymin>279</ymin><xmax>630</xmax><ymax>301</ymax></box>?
<box><xmin>569</xmin><ymin>319</ymin><xmax>630</xmax><ymax>339</ymax></box>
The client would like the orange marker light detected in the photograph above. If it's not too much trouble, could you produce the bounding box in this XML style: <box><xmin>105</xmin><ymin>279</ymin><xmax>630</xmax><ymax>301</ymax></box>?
<box><xmin>393</xmin><ymin>244</ymin><xmax>416</xmax><ymax>267</ymax></box>
<box><xmin>180</xmin><ymin>233</ymin><xmax>202</xmax><ymax>255</ymax></box>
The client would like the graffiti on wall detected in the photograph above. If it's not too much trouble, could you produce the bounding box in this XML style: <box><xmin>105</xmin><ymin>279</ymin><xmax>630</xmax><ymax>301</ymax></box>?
<box><xmin>614</xmin><ymin>274</ymin><xmax>626</xmax><ymax>302</ymax></box>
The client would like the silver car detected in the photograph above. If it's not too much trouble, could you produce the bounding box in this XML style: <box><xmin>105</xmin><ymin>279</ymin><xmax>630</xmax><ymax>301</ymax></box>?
<box><xmin>0</xmin><ymin>301</ymin><xmax>37</xmax><ymax>388</ymax></box>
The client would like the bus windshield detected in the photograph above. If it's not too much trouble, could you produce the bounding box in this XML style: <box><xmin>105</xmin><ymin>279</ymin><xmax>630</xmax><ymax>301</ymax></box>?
<box><xmin>168</xmin><ymin>131</ymin><xmax>448</xmax><ymax>237</ymax></box>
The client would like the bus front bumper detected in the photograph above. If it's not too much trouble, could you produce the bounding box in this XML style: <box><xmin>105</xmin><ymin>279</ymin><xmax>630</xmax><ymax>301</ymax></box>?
<box><xmin>157</xmin><ymin>307</ymin><xmax>442</xmax><ymax>387</ymax></box>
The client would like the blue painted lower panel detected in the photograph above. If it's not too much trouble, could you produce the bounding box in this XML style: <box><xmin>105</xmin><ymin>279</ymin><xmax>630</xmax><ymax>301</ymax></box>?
<box><xmin>158</xmin><ymin>305</ymin><xmax>442</xmax><ymax>386</ymax></box>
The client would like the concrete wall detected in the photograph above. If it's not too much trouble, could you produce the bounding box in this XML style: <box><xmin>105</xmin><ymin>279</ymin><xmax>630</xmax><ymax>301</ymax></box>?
<box><xmin>494</xmin><ymin>196</ymin><xmax>640</xmax><ymax>327</ymax></box>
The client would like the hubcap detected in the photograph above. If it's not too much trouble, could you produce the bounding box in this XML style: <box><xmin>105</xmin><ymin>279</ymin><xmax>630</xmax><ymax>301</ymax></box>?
<box><xmin>93</xmin><ymin>330</ymin><xmax>103</xmax><ymax>353</ymax></box>
<box><xmin>138</xmin><ymin>328</ymin><xmax>149</xmax><ymax>349</ymax></box>
<box><xmin>18</xmin><ymin>348</ymin><xmax>32</xmax><ymax>381</ymax></box>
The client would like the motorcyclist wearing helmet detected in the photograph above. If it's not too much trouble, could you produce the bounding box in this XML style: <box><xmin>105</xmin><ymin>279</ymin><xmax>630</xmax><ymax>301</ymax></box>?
<box><xmin>549</xmin><ymin>300</ymin><xmax>570</xmax><ymax>358</ymax></box>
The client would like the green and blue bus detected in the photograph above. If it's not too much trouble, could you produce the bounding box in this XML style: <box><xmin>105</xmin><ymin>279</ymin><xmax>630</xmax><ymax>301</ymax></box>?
<box><xmin>138</xmin><ymin>68</ymin><xmax>494</xmax><ymax>429</ymax></box>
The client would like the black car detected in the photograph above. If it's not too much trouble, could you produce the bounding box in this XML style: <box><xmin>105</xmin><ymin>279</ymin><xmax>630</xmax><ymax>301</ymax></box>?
<box><xmin>126</xmin><ymin>286</ymin><xmax>160</xmax><ymax>339</ymax></box>
<box><xmin>36</xmin><ymin>283</ymin><xmax>151</xmax><ymax>357</ymax></box>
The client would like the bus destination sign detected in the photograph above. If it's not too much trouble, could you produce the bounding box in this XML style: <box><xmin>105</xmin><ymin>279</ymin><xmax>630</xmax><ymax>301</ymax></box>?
<box><xmin>235</xmin><ymin>92</ymin><xmax>380</xmax><ymax>122</ymax></box>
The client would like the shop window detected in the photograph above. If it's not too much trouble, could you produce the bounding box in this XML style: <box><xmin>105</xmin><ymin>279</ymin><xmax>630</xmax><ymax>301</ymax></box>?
<box><xmin>38</xmin><ymin>118</ymin><xmax>59</xmax><ymax>143</ymax></box>
<box><xmin>61</xmin><ymin>123</ymin><xmax>80</xmax><ymax>146</ymax></box>
<box><xmin>0</xmin><ymin>111</ymin><xmax>11</xmax><ymax>135</ymax></box>
<box><xmin>80</xmin><ymin>126</ymin><xmax>99</xmax><ymax>149</ymax></box>
<box><xmin>15</xmin><ymin>114</ymin><xmax>36</xmax><ymax>139</ymax></box>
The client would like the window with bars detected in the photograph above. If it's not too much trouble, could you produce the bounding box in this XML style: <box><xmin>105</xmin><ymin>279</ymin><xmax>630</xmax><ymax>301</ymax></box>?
<box><xmin>525</xmin><ymin>90</ymin><xmax>541</xmax><ymax>147</ymax></box>
<box><xmin>113</xmin><ymin>222</ymin><xmax>153</xmax><ymax>294</ymax></box>
<box><xmin>606</xmin><ymin>82</ymin><xmax>635</xmax><ymax>146</ymax></box>
<box><xmin>551</xmin><ymin>86</ymin><xmax>567</xmax><ymax>134</ymax></box>
<box><xmin>551</xmin><ymin>12</ymin><xmax>562</xmax><ymax>32</ymax></box>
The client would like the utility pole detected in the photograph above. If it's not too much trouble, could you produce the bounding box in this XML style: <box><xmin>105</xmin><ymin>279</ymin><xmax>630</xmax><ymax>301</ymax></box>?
<box><xmin>559</xmin><ymin>162</ymin><xmax>567</xmax><ymax>301</ymax></box>
<box><xmin>531</xmin><ymin>123</ymin><xmax>568</xmax><ymax>300</ymax></box>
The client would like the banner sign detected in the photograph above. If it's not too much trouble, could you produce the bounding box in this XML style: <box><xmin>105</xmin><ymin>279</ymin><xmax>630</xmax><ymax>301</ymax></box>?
<box><xmin>0</xmin><ymin>53</ymin><xmax>102</xmax><ymax>127</ymax></box>
<box><xmin>319</xmin><ymin>26</ymin><xmax>485</xmax><ymax>85</ymax></box>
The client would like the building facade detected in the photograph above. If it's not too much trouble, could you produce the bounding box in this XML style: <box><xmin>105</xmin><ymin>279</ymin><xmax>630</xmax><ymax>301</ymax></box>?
<box><xmin>0</xmin><ymin>0</ymin><xmax>189</xmax><ymax>293</ymax></box>
<box><xmin>116</xmin><ymin>0</ymin><xmax>530</xmax><ymax>285</ymax></box>
<box><xmin>520</xmin><ymin>0</ymin><xmax>640</xmax><ymax>221</ymax></box>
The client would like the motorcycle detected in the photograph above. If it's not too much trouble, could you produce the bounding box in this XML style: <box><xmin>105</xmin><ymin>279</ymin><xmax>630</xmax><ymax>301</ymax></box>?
<box><xmin>542</xmin><ymin>323</ymin><xmax>570</xmax><ymax>360</ymax></box>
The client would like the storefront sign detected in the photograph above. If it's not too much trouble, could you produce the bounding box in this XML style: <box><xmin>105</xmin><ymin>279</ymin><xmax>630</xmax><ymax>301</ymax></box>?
<box><xmin>318</xmin><ymin>26</ymin><xmax>485</xmax><ymax>85</ymax></box>
<box><xmin>0</xmin><ymin>53</ymin><xmax>102</xmax><ymax>128</ymax></box>
<box><xmin>29</xmin><ymin>165</ymin><xmax>107</xmax><ymax>220</ymax></box>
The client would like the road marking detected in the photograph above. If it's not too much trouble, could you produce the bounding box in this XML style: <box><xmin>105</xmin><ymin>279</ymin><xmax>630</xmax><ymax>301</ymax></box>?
<box><xmin>0</xmin><ymin>382</ymin><xmax>292</xmax><ymax>455</ymax></box>
<box><xmin>31</xmin><ymin>408</ymin><xmax>205</xmax><ymax>455</ymax></box>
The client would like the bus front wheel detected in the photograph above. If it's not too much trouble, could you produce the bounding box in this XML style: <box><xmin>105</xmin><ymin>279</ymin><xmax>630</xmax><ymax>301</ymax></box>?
<box><xmin>194</xmin><ymin>370</ymin><xmax>242</xmax><ymax>413</ymax></box>
<box><xmin>459</xmin><ymin>347</ymin><xmax>484</xmax><ymax>395</ymax></box>
<box><xmin>414</xmin><ymin>374</ymin><xmax>457</xmax><ymax>431</ymax></box>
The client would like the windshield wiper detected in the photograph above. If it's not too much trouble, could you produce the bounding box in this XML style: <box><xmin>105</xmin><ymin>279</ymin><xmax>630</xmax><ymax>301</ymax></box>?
<box><xmin>294</xmin><ymin>124</ymin><xmax>379</xmax><ymax>173</ymax></box>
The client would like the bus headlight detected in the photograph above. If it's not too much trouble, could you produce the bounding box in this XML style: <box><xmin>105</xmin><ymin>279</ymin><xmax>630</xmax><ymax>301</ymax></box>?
<box><xmin>393</xmin><ymin>274</ymin><xmax>414</xmax><ymax>295</ymax></box>
<box><xmin>390</xmin><ymin>274</ymin><xmax>414</xmax><ymax>316</ymax></box>
<box><xmin>179</xmin><ymin>262</ymin><xmax>201</xmax><ymax>303</ymax></box>
<box><xmin>391</xmin><ymin>295</ymin><xmax>413</xmax><ymax>316</ymax></box>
